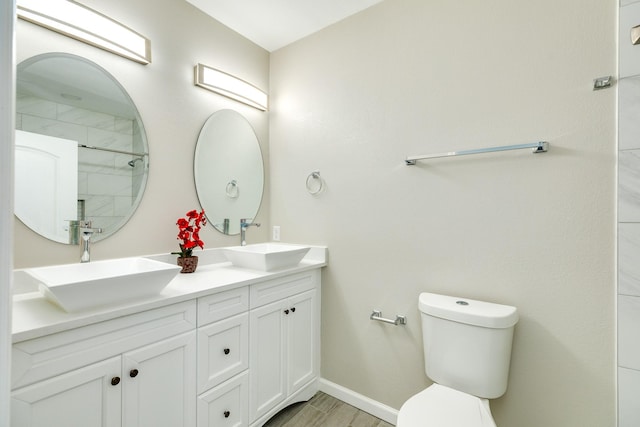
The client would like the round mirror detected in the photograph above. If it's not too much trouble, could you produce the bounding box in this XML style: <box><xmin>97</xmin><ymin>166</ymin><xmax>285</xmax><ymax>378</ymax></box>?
<box><xmin>15</xmin><ymin>53</ymin><xmax>149</xmax><ymax>244</ymax></box>
<box><xmin>194</xmin><ymin>110</ymin><xmax>264</xmax><ymax>235</ymax></box>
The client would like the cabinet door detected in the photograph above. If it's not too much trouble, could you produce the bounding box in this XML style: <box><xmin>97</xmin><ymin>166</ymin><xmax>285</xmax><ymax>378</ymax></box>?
<box><xmin>249</xmin><ymin>299</ymin><xmax>287</xmax><ymax>422</ymax></box>
<box><xmin>287</xmin><ymin>289</ymin><xmax>318</xmax><ymax>396</ymax></box>
<box><xmin>122</xmin><ymin>331</ymin><xmax>196</xmax><ymax>427</ymax></box>
<box><xmin>11</xmin><ymin>356</ymin><xmax>121</xmax><ymax>427</ymax></box>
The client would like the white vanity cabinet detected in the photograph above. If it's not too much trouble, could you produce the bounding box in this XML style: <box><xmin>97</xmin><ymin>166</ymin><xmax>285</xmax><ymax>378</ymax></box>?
<box><xmin>11</xmin><ymin>254</ymin><xmax>326</xmax><ymax>427</ymax></box>
<box><xmin>11</xmin><ymin>301</ymin><xmax>197</xmax><ymax>427</ymax></box>
<box><xmin>248</xmin><ymin>270</ymin><xmax>320</xmax><ymax>425</ymax></box>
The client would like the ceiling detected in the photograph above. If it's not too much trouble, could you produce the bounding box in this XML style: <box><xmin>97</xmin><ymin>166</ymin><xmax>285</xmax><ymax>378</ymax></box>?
<box><xmin>184</xmin><ymin>0</ymin><xmax>384</xmax><ymax>52</ymax></box>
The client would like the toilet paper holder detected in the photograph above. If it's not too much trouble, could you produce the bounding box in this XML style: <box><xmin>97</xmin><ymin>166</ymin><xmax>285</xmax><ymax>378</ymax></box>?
<box><xmin>370</xmin><ymin>310</ymin><xmax>407</xmax><ymax>326</ymax></box>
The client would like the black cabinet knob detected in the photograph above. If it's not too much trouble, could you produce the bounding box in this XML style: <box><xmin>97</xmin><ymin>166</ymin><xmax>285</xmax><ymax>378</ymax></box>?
<box><xmin>111</xmin><ymin>376</ymin><xmax>120</xmax><ymax>386</ymax></box>
<box><xmin>223</xmin><ymin>348</ymin><xmax>230</xmax><ymax>355</ymax></box>
<box><xmin>291</xmin><ymin>307</ymin><xmax>296</xmax><ymax>313</ymax></box>
<box><xmin>223</xmin><ymin>411</ymin><xmax>230</xmax><ymax>418</ymax></box>
<box><xmin>284</xmin><ymin>309</ymin><xmax>289</xmax><ymax>315</ymax></box>
<box><xmin>129</xmin><ymin>369</ymin><xmax>139</xmax><ymax>378</ymax></box>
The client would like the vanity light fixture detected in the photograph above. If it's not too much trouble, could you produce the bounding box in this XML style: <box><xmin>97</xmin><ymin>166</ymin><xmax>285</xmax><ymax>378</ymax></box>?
<box><xmin>16</xmin><ymin>0</ymin><xmax>151</xmax><ymax>64</ymax></box>
<box><xmin>195</xmin><ymin>63</ymin><xmax>268</xmax><ymax>111</ymax></box>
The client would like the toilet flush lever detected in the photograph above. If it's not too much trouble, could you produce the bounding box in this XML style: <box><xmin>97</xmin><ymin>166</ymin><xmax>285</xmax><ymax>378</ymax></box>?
<box><xmin>370</xmin><ymin>310</ymin><xmax>407</xmax><ymax>326</ymax></box>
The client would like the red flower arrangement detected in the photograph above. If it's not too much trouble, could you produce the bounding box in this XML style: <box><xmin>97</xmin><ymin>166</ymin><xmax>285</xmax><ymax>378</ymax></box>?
<box><xmin>173</xmin><ymin>209</ymin><xmax>207</xmax><ymax>258</ymax></box>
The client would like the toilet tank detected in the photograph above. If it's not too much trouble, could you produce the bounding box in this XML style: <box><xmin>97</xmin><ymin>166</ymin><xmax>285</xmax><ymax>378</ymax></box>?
<box><xmin>419</xmin><ymin>293</ymin><xmax>518</xmax><ymax>399</ymax></box>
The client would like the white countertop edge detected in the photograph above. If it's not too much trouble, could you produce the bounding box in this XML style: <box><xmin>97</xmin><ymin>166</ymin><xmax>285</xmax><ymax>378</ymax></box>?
<box><xmin>12</xmin><ymin>244</ymin><xmax>327</xmax><ymax>343</ymax></box>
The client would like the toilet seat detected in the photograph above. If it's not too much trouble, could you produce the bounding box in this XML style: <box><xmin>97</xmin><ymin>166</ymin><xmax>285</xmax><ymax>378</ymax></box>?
<box><xmin>397</xmin><ymin>384</ymin><xmax>497</xmax><ymax>427</ymax></box>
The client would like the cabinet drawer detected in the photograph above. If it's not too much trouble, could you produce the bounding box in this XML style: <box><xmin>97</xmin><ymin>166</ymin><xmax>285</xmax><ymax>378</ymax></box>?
<box><xmin>197</xmin><ymin>312</ymin><xmax>248</xmax><ymax>393</ymax></box>
<box><xmin>197</xmin><ymin>371</ymin><xmax>249</xmax><ymax>427</ymax></box>
<box><xmin>198</xmin><ymin>287</ymin><xmax>249</xmax><ymax>326</ymax></box>
<box><xmin>12</xmin><ymin>301</ymin><xmax>197</xmax><ymax>389</ymax></box>
<box><xmin>249</xmin><ymin>271</ymin><xmax>316</xmax><ymax>309</ymax></box>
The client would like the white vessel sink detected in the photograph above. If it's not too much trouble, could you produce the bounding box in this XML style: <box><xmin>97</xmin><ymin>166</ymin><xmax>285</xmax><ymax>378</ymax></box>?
<box><xmin>24</xmin><ymin>257</ymin><xmax>181</xmax><ymax>312</ymax></box>
<box><xmin>222</xmin><ymin>243</ymin><xmax>310</xmax><ymax>271</ymax></box>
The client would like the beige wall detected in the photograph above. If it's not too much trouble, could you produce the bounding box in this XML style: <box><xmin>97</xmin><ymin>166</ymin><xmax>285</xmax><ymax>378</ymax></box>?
<box><xmin>13</xmin><ymin>0</ymin><xmax>618</xmax><ymax>425</ymax></box>
<box><xmin>14</xmin><ymin>0</ymin><xmax>271</xmax><ymax>268</ymax></box>
<box><xmin>269</xmin><ymin>0</ymin><xmax>617</xmax><ymax>426</ymax></box>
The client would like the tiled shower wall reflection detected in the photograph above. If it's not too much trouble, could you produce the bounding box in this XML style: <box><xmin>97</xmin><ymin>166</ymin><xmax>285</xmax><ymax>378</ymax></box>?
<box><xmin>619</xmin><ymin>1</ymin><xmax>640</xmax><ymax>425</ymax></box>
<box><xmin>15</xmin><ymin>94</ymin><xmax>144</xmax><ymax>232</ymax></box>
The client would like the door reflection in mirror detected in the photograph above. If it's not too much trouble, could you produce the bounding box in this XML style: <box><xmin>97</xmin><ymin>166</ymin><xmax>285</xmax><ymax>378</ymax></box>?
<box><xmin>15</xmin><ymin>130</ymin><xmax>78</xmax><ymax>243</ymax></box>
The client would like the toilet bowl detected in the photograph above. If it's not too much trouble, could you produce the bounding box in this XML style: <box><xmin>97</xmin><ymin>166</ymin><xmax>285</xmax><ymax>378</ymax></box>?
<box><xmin>397</xmin><ymin>384</ymin><xmax>496</xmax><ymax>427</ymax></box>
<box><xmin>396</xmin><ymin>293</ymin><xmax>518</xmax><ymax>427</ymax></box>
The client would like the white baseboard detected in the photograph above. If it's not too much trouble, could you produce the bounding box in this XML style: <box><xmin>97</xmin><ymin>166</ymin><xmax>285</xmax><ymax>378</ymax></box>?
<box><xmin>319</xmin><ymin>378</ymin><xmax>398</xmax><ymax>425</ymax></box>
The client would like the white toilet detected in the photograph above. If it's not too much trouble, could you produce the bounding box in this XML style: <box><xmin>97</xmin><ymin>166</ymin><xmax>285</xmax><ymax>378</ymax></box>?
<box><xmin>397</xmin><ymin>293</ymin><xmax>518</xmax><ymax>427</ymax></box>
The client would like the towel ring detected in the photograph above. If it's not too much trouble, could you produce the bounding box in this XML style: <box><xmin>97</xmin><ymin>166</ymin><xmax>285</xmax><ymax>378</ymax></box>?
<box><xmin>306</xmin><ymin>171</ymin><xmax>323</xmax><ymax>195</ymax></box>
<box><xmin>226</xmin><ymin>180</ymin><xmax>239</xmax><ymax>198</ymax></box>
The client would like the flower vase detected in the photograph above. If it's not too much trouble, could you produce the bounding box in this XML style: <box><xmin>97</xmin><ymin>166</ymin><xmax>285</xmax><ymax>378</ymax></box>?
<box><xmin>177</xmin><ymin>256</ymin><xmax>198</xmax><ymax>273</ymax></box>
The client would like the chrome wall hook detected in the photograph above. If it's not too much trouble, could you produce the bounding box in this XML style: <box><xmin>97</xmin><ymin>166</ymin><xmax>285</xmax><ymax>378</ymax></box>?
<box><xmin>593</xmin><ymin>76</ymin><xmax>613</xmax><ymax>91</ymax></box>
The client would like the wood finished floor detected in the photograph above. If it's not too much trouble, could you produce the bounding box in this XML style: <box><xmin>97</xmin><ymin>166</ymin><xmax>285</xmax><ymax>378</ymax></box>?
<box><xmin>263</xmin><ymin>392</ymin><xmax>394</xmax><ymax>427</ymax></box>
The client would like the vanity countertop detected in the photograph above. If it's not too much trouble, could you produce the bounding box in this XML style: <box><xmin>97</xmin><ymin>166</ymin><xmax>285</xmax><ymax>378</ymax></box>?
<box><xmin>12</xmin><ymin>245</ymin><xmax>327</xmax><ymax>343</ymax></box>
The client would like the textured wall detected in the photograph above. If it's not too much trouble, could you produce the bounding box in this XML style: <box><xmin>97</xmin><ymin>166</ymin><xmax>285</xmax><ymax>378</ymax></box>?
<box><xmin>14</xmin><ymin>0</ymin><xmax>271</xmax><ymax>268</ymax></box>
<box><xmin>269</xmin><ymin>0</ymin><xmax>617</xmax><ymax>426</ymax></box>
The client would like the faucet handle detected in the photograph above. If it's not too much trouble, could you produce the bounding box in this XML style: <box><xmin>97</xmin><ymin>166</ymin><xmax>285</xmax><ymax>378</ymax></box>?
<box><xmin>240</xmin><ymin>219</ymin><xmax>260</xmax><ymax>228</ymax></box>
<box><xmin>79</xmin><ymin>220</ymin><xmax>103</xmax><ymax>233</ymax></box>
<box><xmin>239</xmin><ymin>218</ymin><xmax>260</xmax><ymax>246</ymax></box>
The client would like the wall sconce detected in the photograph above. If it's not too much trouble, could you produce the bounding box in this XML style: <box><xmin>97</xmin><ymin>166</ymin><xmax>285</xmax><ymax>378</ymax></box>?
<box><xmin>17</xmin><ymin>0</ymin><xmax>151</xmax><ymax>64</ymax></box>
<box><xmin>195</xmin><ymin>64</ymin><xmax>268</xmax><ymax>111</ymax></box>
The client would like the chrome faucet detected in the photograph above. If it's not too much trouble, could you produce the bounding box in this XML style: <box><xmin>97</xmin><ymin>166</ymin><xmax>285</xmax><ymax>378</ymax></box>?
<box><xmin>240</xmin><ymin>218</ymin><xmax>260</xmax><ymax>246</ymax></box>
<box><xmin>79</xmin><ymin>220</ymin><xmax>102</xmax><ymax>263</ymax></box>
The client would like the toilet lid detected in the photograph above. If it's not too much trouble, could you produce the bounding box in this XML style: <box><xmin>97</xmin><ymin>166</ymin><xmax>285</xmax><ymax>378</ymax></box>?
<box><xmin>397</xmin><ymin>384</ymin><xmax>497</xmax><ymax>427</ymax></box>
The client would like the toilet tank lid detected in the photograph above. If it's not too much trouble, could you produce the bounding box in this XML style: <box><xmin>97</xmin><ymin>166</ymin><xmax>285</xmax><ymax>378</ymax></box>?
<box><xmin>419</xmin><ymin>293</ymin><xmax>518</xmax><ymax>329</ymax></box>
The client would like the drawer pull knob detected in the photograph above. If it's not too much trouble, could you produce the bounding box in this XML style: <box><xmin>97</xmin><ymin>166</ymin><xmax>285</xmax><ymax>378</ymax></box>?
<box><xmin>291</xmin><ymin>307</ymin><xmax>296</xmax><ymax>313</ymax></box>
<box><xmin>284</xmin><ymin>309</ymin><xmax>290</xmax><ymax>315</ymax></box>
<box><xmin>111</xmin><ymin>376</ymin><xmax>120</xmax><ymax>386</ymax></box>
<box><xmin>224</xmin><ymin>411</ymin><xmax>230</xmax><ymax>418</ymax></box>
<box><xmin>129</xmin><ymin>369</ymin><xmax>139</xmax><ymax>378</ymax></box>
<box><xmin>223</xmin><ymin>348</ymin><xmax>230</xmax><ymax>355</ymax></box>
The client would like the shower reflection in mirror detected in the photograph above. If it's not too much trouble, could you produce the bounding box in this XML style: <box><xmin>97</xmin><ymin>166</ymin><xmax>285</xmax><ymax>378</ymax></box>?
<box><xmin>15</xmin><ymin>53</ymin><xmax>149</xmax><ymax>244</ymax></box>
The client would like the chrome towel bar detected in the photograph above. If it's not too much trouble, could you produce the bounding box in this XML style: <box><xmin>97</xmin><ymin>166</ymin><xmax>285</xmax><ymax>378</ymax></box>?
<box><xmin>405</xmin><ymin>141</ymin><xmax>549</xmax><ymax>165</ymax></box>
<box><xmin>77</xmin><ymin>143</ymin><xmax>146</xmax><ymax>158</ymax></box>
<box><xmin>370</xmin><ymin>310</ymin><xmax>407</xmax><ymax>326</ymax></box>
